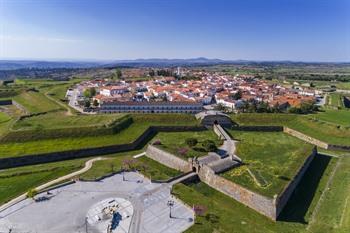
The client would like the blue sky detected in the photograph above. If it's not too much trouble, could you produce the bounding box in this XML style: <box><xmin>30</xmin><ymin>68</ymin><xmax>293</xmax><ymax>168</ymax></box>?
<box><xmin>0</xmin><ymin>0</ymin><xmax>349</xmax><ymax>61</ymax></box>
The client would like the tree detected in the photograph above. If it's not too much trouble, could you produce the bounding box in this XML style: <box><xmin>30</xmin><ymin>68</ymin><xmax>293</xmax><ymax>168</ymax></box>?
<box><xmin>202</xmin><ymin>140</ymin><xmax>217</xmax><ymax>152</ymax></box>
<box><xmin>83</xmin><ymin>87</ymin><xmax>96</xmax><ymax>98</ymax></box>
<box><xmin>93</xmin><ymin>99</ymin><xmax>99</xmax><ymax>107</ymax></box>
<box><xmin>83</xmin><ymin>89</ymin><xmax>91</xmax><ymax>98</ymax></box>
<box><xmin>115</xmin><ymin>69</ymin><xmax>122</xmax><ymax>79</ymax></box>
<box><xmin>193</xmin><ymin>205</ymin><xmax>207</xmax><ymax>217</ymax></box>
<box><xmin>122</xmin><ymin>159</ymin><xmax>137</xmax><ymax>171</ymax></box>
<box><xmin>84</xmin><ymin>100</ymin><xmax>91</xmax><ymax>108</ymax></box>
<box><xmin>90</xmin><ymin>87</ymin><xmax>96</xmax><ymax>97</ymax></box>
<box><xmin>231</xmin><ymin>90</ymin><xmax>242</xmax><ymax>100</ymax></box>
<box><xmin>215</xmin><ymin>103</ymin><xmax>228</xmax><ymax>112</ymax></box>
<box><xmin>185</xmin><ymin>138</ymin><xmax>198</xmax><ymax>147</ymax></box>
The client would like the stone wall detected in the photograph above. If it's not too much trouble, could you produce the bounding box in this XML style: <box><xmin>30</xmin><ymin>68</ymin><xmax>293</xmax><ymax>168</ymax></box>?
<box><xmin>328</xmin><ymin>144</ymin><xmax>350</xmax><ymax>151</ymax></box>
<box><xmin>231</xmin><ymin>125</ymin><xmax>283</xmax><ymax>132</ymax></box>
<box><xmin>283</xmin><ymin>127</ymin><xmax>329</xmax><ymax>149</ymax></box>
<box><xmin>275</xmin><ymin>147</ymin><xmax>317</xmax><ymax>217</ymax></box>
<box><xmin>197</xmin><ymin>164</ymin><xmax>277</xmax><ymax>219</ymax></box>
<box><xmin>146</xmin><ymin>145</ymin><xmax>191</xmax><ymax>172</ymax></box>
<box><xmin>213</xmin><ymin>124</ymin><xmax>231</xmax><ymax>140</ymax></box>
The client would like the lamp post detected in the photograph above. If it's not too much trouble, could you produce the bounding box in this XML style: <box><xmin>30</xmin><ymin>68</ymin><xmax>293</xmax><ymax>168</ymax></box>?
<box><xmin>167</xmin><ymin>200</ymin><xmax>175</xmax><ymax>218</ymax></box>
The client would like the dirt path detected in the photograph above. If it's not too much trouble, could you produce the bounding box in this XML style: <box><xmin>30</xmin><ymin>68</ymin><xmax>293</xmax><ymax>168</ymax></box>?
<box><xmin>44</xmin><ymin>90</ymin><xmax>73</xmax><ymax>116</ymax></box>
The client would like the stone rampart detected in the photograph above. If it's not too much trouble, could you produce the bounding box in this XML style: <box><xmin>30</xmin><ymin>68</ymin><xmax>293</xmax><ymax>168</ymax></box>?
<box><xmin>197</xmin><ymin>164</ymin><xmax>277</xmax><ymax>219</ymax></box>
<box><xmin>283</xmin><ymin>127</ymin><xmax>329</xmax><ymax>149</ymax></box>
<box><xmin>275</xmin><ymin>147</ymin><xmax>317</xmax><ymax>217</ymax></box>
<box><xmin>146</xmin><ymin>145</ymin><xmax>191</xmax><ymax>172</ymax></box>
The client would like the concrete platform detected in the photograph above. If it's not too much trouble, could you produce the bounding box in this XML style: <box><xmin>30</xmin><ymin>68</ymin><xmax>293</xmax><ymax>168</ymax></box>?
<box><xmin>0</xmin><ymin>172</ymin><xmax>194</xmax><ymax>233</ymax></box>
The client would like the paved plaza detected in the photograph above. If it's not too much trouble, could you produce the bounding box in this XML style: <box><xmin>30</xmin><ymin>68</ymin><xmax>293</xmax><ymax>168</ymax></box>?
<box><xmin>0</xmin><ymin>172</ymin><xmax>194</xmax><ymax>233</ymax></box>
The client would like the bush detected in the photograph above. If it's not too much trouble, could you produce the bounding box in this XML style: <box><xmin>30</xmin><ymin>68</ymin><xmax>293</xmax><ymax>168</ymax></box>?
<box><xmin>152</xmin><ymin>139</ymin><xmax>162</xmax><ymax>145</ymax></box>
<box><xmin>185</xmin><ymin>138</ymin><xmax>198</xmax><ymax>147</ymax></box>
<box><xmin>202</xmin><ymin>140</ymin><xmax>217</xmax><ymax>152</ymax></box>
<box><xmin>27</xmin><ymin>189</ymin><xmax>38</xmax><ymax>199</ymax></box>
<box><xmin>178</xmin><ymin>147</ymin><xmax>189</xmax><ymax>156</ymax></box>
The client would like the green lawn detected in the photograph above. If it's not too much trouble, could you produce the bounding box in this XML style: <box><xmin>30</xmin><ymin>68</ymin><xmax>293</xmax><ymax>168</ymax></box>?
<box><xmin>152</xmin><ymin>130</ymin><xmax>221</xmax><ymax>159</ymax></box>
<box><xmin>137</xmin><ymin>156</ymin><xmax>182</xmax><ymax>180</ymax></box>
<box><xmin>173</xmin><ymin>153</ymin><xmax>342</xmax><ymax>233</ymax></box>
<box><xmin>13</xmin><ymin>90</ymin><xmax>63</xmax><ymax>114</ymax></box>
<box><xmin>327</xmin><ymin>93</ymin><xmax>345</xmax><ymax>109</ymax></box>
<box><xmin>13</xmin><ymin>112</ymin><xmax>126</xmax><ymax>130</ymax></box>
<box><xmin>232</xmin><ymin>113</ymin><xmax>350</xmax><ymax>145</ymax></box>
<box><xmin>0</xmin><ymin>159</ymin><xmax>86</xmax><ymax>205</ymax></box>
<box><xmin>307</xmin><ymin>155</ymin><xmax>350</xmax><ymax>233</ymax></box>
<box><xmin>221</xmin><ymin>130</ymin><xmax>313</xmax><ymax>197</ymax></box>
<box><xmin>308</xmin><ymin>110</ymin><xmax>350</xmax><ymax>126</ymax></box>
<box><xmin>0</xmin><ymin>115</ymin><xmax>199</xmax><ymax>158</ymax></box>
<box><xmin>78</xmin><ymin>151</ymin><xmax>181</xmax><ymax>181</ymax></box>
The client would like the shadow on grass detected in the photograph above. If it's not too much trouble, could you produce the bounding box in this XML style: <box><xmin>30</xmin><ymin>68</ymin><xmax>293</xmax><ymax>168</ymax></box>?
<box><xmin>278</xmin><ymin>153</ymin><xmax>331</xmax><ymax>224</ymax></box>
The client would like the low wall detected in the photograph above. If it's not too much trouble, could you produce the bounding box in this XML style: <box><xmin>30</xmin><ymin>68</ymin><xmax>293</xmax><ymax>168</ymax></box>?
<box><xmin>283</xmin><ymin>127</ymin><xmax>329</xmax><ymax>149</ymax></box>
<box><xmin>197</xmin><ymin>164</ymin><xmax>276</xmax><ymax>219</ymax></box>
<box><xmin>328</xmin><ymin>144</ymin><xmax>350</xmax><ymax>151</ymax></box>
<box><xmin>231</xmin><ymin>125</ymin><xmax>284</xmax><ymax>132</ymax></box>
<box><xmin>275</xmin><ymin>147</ymin><xmax>317</xmax><ymax>217</ymax></box>
<box><xmin>213</xmin><ymin>124</ymin><xmax>231</xmax><ymax>140</ymax></box>
<box><xmin>146</xmin><ymin>145</ymin><xmax>191</xmax><ymax>172</ymax></box>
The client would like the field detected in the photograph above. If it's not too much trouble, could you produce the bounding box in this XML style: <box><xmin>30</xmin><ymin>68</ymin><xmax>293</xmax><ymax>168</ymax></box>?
<box><xmin>232</xmin><ymin>113</ymin><xmax>350</xmax><ymax>145</ymax></box>
<box><xmin>13</xmin><ymin>90</ymin><xmax>63</xmax><ymax>114</ymax></box>
<box><xmin>152</xmin><ymin>130</ymin><xmax>221</xmax><ymax>159</ymax></box>
<box><xmin>12</xmin><ymin>112</ymin><xmax>126</xmax><ymax>130</ymax></box>
<box><xmin>0</xmin><ymin>114</ymin><xmax>199</xmax><ymax>158</ymax></box>
<box><xmin>79</xmin><ymin>151</ymin><xmax>181</xmax><ymax>181</ymax></box>
<box><xmin>222</xmin><ymin>130</ymin><xmax>313</xmax><ymax>197</ymax></box>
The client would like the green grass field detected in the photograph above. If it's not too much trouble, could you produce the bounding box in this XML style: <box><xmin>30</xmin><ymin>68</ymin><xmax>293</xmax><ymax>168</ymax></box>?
<box><xmin>153</xmin><ymin>130</ymin><xmax>221</xmax><ymax>159</ymax></box>
<box><xmin>12</xmin><ymin>112</ymin><xmax>126</xmax><ymax>130</ymax></box>
<box><xmin>0</xmin><ymin>114</ymin><xmax>199</xmax><ymax>158</ymax></box>
<box><xmin>13</xmin><ymin>90</ymin><xmax>63</xmax><ymax>114</ymax></box>
<box><xmin>307</xmin><ymin>155</ymin><xmax>350</xmax><ymax>233</ymax></box>
<box><xmin>308</xmin><ymin>110</ymin><xmax>350</xmax><ymax>126</ymax></box>
<box><xmin>78</xmin><ymin>151</ymin><xmax>181</xmax><ymax>181</ymax></box>
<box><xmin>232</xmin><ymin>113</ymin><xmax>350</xmax><ymax>145</ymax></box>
<box><xmin>0</xmin><ymin>159</ymin><xmax>86</xmax><ymax>205</ymax></box>
<box><xmin>222</xmin><ymin>130</ymin><xmax>313</xmax><ymax>197</ymax></box>
<box><xmin>327</xmin><ymin>93</ymin><xmax>345</xmax><ymax>109</ymax></box>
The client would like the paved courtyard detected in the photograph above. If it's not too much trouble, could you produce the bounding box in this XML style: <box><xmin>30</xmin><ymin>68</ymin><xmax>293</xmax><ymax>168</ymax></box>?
<box><xmin>0</xmin><ymin>172</ymin><xmax>194</xmax><ymax>233</ymax></box>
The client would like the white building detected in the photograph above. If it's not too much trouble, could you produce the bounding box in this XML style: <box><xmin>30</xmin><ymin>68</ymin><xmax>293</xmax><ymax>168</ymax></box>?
<box><xmin>99</xmin><ymin>101</ymin><xmax>203</xmax><ymax>113</ymax></box>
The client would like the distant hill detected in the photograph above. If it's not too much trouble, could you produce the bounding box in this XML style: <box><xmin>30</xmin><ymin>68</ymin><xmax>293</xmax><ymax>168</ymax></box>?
<box><xmin>0</xmin><ymin>58</ymin><xmax>232</xmax><ymax>70</ymax></box>
<box><xmin>1</xmin><ymin>58</ymin><xmax>349</xmax><ymax>70</ymax></box>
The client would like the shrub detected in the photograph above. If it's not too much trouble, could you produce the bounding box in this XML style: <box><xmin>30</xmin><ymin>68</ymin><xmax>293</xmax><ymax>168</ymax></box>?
<box><xmin>185</xmin><ymin>138</ymin><xmax>198</xmax><ymax>147</ymax></box>
<box><xmin>152</xmin><ymin>139</ymin><xmax>162</xmax><ymax>145</ymax></box>
<box><xmin>178</xmin><ymin>147</ymin><xmax>189</xmax><ymax>156</ymax></box>
<box><xmin>27</xmin><ymin>189</ymin><xmax>38</xmax><ymax>199</ymax></box>
<box><xmin>202</xmin><ymin>140</ymin><xmax>217</xmax><ymax>152</ymax></box>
